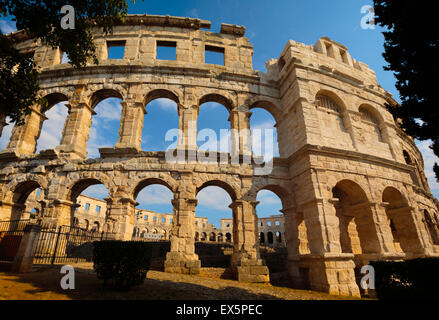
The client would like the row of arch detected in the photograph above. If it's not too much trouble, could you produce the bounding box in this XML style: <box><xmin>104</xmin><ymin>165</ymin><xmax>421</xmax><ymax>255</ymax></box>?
<box><xmin>195</xmin><ymin>231</ymin><xmax>232</xmax><ymax>243</ymax></box>
<box><xmin>0</xmin><ymin>88</ymin><xmax>282</xmax><ymax>158</ymax></box>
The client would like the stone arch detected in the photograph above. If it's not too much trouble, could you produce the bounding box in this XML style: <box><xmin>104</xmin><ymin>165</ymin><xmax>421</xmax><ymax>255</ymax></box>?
<box><xmin>199</xmin><ymin>93</ymin><xmax>235</xmax><ymax>111</ymax></box>
<box><xmin>217</xmin><ymin>233</ymin><xmax>223</xmax><ymax>242</ymax></box>
<box><xmin>249</xmin><ymin>99</ymin><xmax>282</xmax><ymax>124</ymax></box>
<box><xmin>315</xmin><ymin>89</ymin><xmax>348</xmax><ymax>114</ymax></box>
<box><xmin>41</xmin><ymin>92</ymin><xmax>70</xmax><ymax>112</ymax></box>
<box><xmin>423</xmin><ymin>209</ymin><xmax>439</xmax><ymax>246</ymax></box>
<box><xmin>382</xmin><ymin>186</ymin><xmax>420</xmax><ymax>254</ymax></box>
<box><xmin>144</xmin><ymin>88</ymin><xmax>180</xmax><ymax>107</ymax></box>
<box><xmin>260</xmin><ymin>232</ymin><xmax>265</xmax><ymax>244</ymax></box>
<box><xmin>403</xmin><ymin>150</ymin><xmax>413</xmax><ymax>165</ymax></box>
<box><xmin>84</xmin><ymin>83</ymin><xmax>126</xmax><ymax>108</ymax></box>
<box><xmin>132</xmin><ymin>176</ymin><xmax>177</xmax><ymax>200</ymax></box>
<box><xmin>196</xmin><ymin>179</ymin><xmax>238</xmax><ymax>202</ymax></box>
<box><xmin>209</xmin><ymin>232</ymin><xmax>216</xmax><ymax>241</ymax></box>
<box><xmin>358</xmin><ymin>104</ymin><xmax>385</xmax><ymax>143</ymax></box>
<box><xmin>200</xmin><ymin>232</ymin><xmax>207</xmax><ymax>241</ymax></box>
<box><xmin>331</xmin><ymin>179</ymin><xmax>381</xmax><ymax>255</ymax></box>
<box><xmin>267</xmin><ymin>231</ymin><xmax>274</xmax><ymax>244</ymax></box>
<box><xmin>225</xmin><ymin>232</ymin><xmax>232</xmax><ymax>242</ymax></box>
<box><xmin>195</xmin><ymin>231</ymin><xmax>199</xmax><ymax>241</ymax></box>
<box><xmin>66</xmin><ymin>177</ymin><xmax>112</xmax><ymax>202</ymax></box>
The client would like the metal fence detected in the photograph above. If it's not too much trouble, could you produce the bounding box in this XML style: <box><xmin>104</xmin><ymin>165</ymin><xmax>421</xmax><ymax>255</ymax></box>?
<box><xmin>0</xmin><ymin>219</ymin><xmax>116</xmax><ymax>264</ymax></box>
<box><xmin>0</xmin><ymin>219</ymin><xmax>31</xmax><ymax>261</ymax></box>
<box><xmin>34</xmin><ymin>225</ymin><xmax>116</xmax><ymax>264</ymax></box>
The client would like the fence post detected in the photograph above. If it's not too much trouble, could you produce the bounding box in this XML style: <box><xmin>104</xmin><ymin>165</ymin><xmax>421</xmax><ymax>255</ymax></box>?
<box><xmin>11</xmin><ymin>224</ymin><xmax>41</xmax><ymax>273</ymax></box>
<box><xmin>51</xmin><ymin>226</ymin><xmax>62</xmax><ymax>265</ymax></box>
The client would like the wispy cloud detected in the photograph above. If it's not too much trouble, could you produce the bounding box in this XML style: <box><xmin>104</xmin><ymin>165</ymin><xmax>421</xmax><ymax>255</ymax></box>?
<box><xmin>136</xmin><ymin>185</ymin><xmax>174</xmax><ymax>205</ymax></box>
<box><xmin>0</xmin><ymin>19</ymin><xmax>16</xmax><ymax>34</ymax></box>
<box><xmin>197</xmin><ymin>186</ymin><xmax>232</xmax><ymax>211</ymax></box>
<box><xmin>36</xmin><ymin>103</ymin><xmax>69</xmax><ymax>152</ymax></box>
<box><xmin>415</xmin><ymin>139</ymin><xmax>439</xmax><ymax>198</ymax></box>
<box><xmin>81</xmin><ymin>184</ymin><xmax>109</xmax><ymax>199</ymax></box>
<box><xmin>154</xmin><ymin>98</ymin><xmax>177</xmax><ymax>112</ymax></box>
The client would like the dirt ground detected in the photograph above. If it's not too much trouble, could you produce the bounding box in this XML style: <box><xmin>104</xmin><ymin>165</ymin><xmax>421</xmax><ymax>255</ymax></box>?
<box><xmin>0</xmin><ymin>263</ymin><xmax>363</xmax><ymax>300</ymax></box>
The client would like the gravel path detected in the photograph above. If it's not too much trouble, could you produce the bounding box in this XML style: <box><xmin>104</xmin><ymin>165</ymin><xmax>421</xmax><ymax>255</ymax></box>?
<box><xmin>0</xmin><ymin>263</ymin><xmax>361</xmax><ymax>300</ymax></box>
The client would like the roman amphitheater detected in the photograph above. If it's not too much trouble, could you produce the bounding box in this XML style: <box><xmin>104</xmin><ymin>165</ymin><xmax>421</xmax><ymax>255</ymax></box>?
<box><xmin>0</xmin><ymin>14</ymin><xmax>438</xmax><ymax>297</ymax></box>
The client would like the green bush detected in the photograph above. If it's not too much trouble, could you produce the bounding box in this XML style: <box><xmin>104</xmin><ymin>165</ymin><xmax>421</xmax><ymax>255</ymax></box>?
<box><xmin>93</xmin><ymin>240</ymin><xmax>153</xmax><ymax>290</ymax></box>
<box><xmin>370</xmin><ymin>258</ymin><xmax>439</xmax><ymax>300</ymax></box>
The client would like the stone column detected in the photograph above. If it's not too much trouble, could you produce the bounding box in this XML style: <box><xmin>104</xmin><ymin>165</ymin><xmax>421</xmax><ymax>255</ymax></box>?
<box><xmin>300</xmin><ymin>198</ymin><xmax>360</xmax><ymax>297</ymax></box>
<box><xmin>229</xmin><ymin>109</ymin><xmax>252</xmax><ymax>158</ymax></box>
<box><xmin>4</xmin><ymin>107</ymin><xmax>46</xmax><ymax>155</ymax></box>
<box><xmin>43</xmin><ymin>199</ymin><xmax>77</xmax><ymax>228</ymax></box>
<box><xmin>115</xmin><ymin>101</ymin><xmax>145</xmax><ymax>150</ymax></box>
<box><xmin>177</xmin><ymin>104</ymin><xmax>198</xmax><ymax>152</ymax></box>
<box><xmin>55</xmin><ymin>102</ymin><xmax>95</xmax><ymax>159</ymax></box>
<box><xmin>282</xmin><ymin>205</ymin><xmax>308</xmax><ymax>288</ymax></box>
<box><xmin>164</xmin><ymin>194</ymin><xmax>201</xmax><ymax>275</ymax></box>
<box><xmin>230</xmin><ymin>200</ymin><xmax>269</xmax><ymax>283</ymax></box>
<box><xmin>105</xmin><ymin>196</ymin><xmax>136</xmax><ymax>241</ymax></box>
<box><xmin>11</xmin><ymin>224</ymin><xmax>41</xmax><ymax>273</ymax></box>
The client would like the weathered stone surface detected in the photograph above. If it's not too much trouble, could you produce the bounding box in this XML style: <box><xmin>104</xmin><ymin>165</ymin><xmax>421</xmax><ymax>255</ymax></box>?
<box><xmin>1</xmin><ymin>14</ymin><xmax>438</xmax><ymax>297</ymax></box>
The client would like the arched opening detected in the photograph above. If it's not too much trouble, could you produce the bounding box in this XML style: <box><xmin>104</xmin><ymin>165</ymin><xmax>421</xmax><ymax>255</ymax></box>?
<box><xmin>225</xmin><ymin>233</ymin><xmax>231</xmax><ymax>242</ymax></box>
<box><xmin>331</xmin><ymin>180</ymin><xmax>379</xmax><ymax>256</ymax></box>
<box><xmin>217</xmin><ymin>233</ymin><xmax>223</xmax><ymax>242</ymax></box>
<box><xmin>200</xmin><ymin>232</ymin><xmax>207</xmax><ymax>241</ymax></box>
<box><xmin>255</xmin><ymin>189</ymin><xmax>283</xmax><ymax>248</ymax></box>
<box><xmin>260</xmin><ymin>232</ymin><xmax>265</xmax><ymax>244</ymax></box>
<box><xmin>10</xmin><ymin>181</ymin><xmax>42</xmax><ymax>222</ymax></box>
<box><xmin>423</xmin><ymin>209</ymin><xmax>439</xmax><ymax>246</ymax></box>
<box><xmin>209</xmin><ymin>232</ymin><xmax>216</xmax><ymax>242</ymax></box>
<box><xmin>382</xmin><ymin>187</ymin><xmax>417</xmax><ymax>254</ymax></box>
<box><xmin>195</xmin><ymin>232</ymin><xmax>199</xmax><ymax>241</ymax></box>
<box><xmin>134</xmin><ymin>179</ymin><xmax>174</xmax><ymax>243</ymax></box>
<box><xmin>267</xmin><ymin>232</ymin><xmax>274</xmax><ymax>244</ymax></box>
<box><xmin>87</xmin><ymin>90</ymin><xmax>123</xmax><ymax>158</ymax></box>
<box><xmin>315</xmin><ymin>92</ymin><xmax>353</xmax><ymax>149</ymax></box>
<box><xmin>249</xmin><ymin>107</ymin><xmax>279</xmax><ymax>162</ymax></box>
<box><xmin>35</xmin><ymin>96</ymin><xmax>69</xmax><ymax>153</ymax></box>
<box><xmin>403</xmin><ymin>150</ymin><xmax>413</xmax><ymax>165</ymax></box>
<box><xmin>142</xmin><ymin>91</ymin><xmax>179</xmax><ymax>151</ymax></box>
<box><xmin>197</xmin><ymin>95</ymin><xmax>232</xmax><ymax>154</ymax></box>
<box><xmin>71</xmin><ymin>180</ymin><xmax>109</xmax><ymax>229</ymax></box>
<box><xmin>276</xmin><ymin>231</ymin><xmax>282</xmax><ymax>243</ymax></box>
<box><xmin>359</xmin><ymin>105</ymin><xmax>384</xmax><ymax>143</ymax></box>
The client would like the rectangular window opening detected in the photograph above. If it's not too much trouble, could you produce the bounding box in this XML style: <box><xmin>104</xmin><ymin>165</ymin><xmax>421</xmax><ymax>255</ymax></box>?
<box><xmin>96</xmin><ymin>205</ymin><xmax>101</xmax><ymax>213</ymax></box>
<box><xmin>156</xmin><ymin>41</ymin><xmax>177</xmax><ymax>60</ymax></box>
<box><xmin>205</xmin><ymin>45</ymin><xmax>225</xmax><ymax>65</ymax></box>
<box><xmin>340</xmin><ymin>49</ymin><xmax>349</xmax><ymax>64</ymax></box>
<box><xmin>85</xmin><ymin>203</ymin><xmax>90</xmax><ymax>210</ymax></box>
<box><xmin>325</xmin><ymin>43</ymin><xmax>334</xmax><ymax>58</ymax></box>
<box><xmin>107</xmin><ymin>41</ymin><xmax>126</xmax><ymax>59</ymax></box>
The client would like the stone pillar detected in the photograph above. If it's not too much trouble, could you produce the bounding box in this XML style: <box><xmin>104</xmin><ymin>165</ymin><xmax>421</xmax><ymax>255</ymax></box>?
<box><xmin>43</xmin><ymin>199</ymin><xmax>77</xmax><ymax>228</ymax></box>
<box><xmin>230</xmin><ymin>200</ymin><xmax>269</xmax><ymax>283</ymax></box>
<box><xmin>11</xmin><ymin>224</ymin><xmax>41</xmax><ymax>273</ymax></box>
<box><xmin>164</xmin><ymin>194</ymin><xmax>201</xmax><ymax>275</ymax></box>
<box><xmin>300</xmin><ymin>198</ymin><xmax>360</xmax><ymax>297</ymax></box>
<box><xmin>385</xmin><ymin>205</ymin><xmax>431</xmax><ymax>257</ymax></box>
<box><xmin>282</xmin><ymin>205</ymin><xmax>309</xmax><ymax>288</ymax></box>
<box><xmin>0</xmin><ymin>200</ymin><xmax>14</xmax><ymax>220</ymax></box>
<box><xmin>229</xmin><ymin>109</ymin><xmax>252</xmax><ymax>158</ymax></box>
<box><xmin>115</xmin><ymin>101</ymin><xmax>145</xmax><ymax>150</ymax></box>
<box><xmin>56</xmin><ymin>102</ymin><xmax>95</xmax><ymax>159</ymax></box>
<box><xmin>105</xmin><ymin>196</ymin><xmax>136</xmax><ymax>241</ymax></box>
<box><xmin>177</xmin><ymin>104</ymin><xmax>198</xmax><ymax>152</ymax></box>
<box><xmin>4</xmin><ymin>107</ymin><xmax>46</xmax><ymax>155</ymax></box>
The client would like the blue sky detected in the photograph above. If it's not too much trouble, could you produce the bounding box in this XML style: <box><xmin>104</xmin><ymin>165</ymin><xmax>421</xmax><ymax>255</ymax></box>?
<box><xmin>1</xmin><ymin>1</ymin><xmax>438</xmax><ymax>228</ymax></box>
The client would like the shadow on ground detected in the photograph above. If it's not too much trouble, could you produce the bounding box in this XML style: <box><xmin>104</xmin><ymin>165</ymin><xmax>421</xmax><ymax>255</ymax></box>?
<box><xmin>0</xmin><ymin>264</ymin><xmax>285</xmax><ymax>300</ymax></box>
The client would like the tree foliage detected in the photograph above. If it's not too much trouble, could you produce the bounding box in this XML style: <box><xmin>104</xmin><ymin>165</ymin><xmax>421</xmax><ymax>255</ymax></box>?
<box><xmin>373</xmin><ymin>0</ymin><xmax>439</xmax><ymax>181</ymax></box>
<box><xmin>0</xmin><ymin>0</ymin><xmax>131</xmax><ymax>124</ymax></box>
